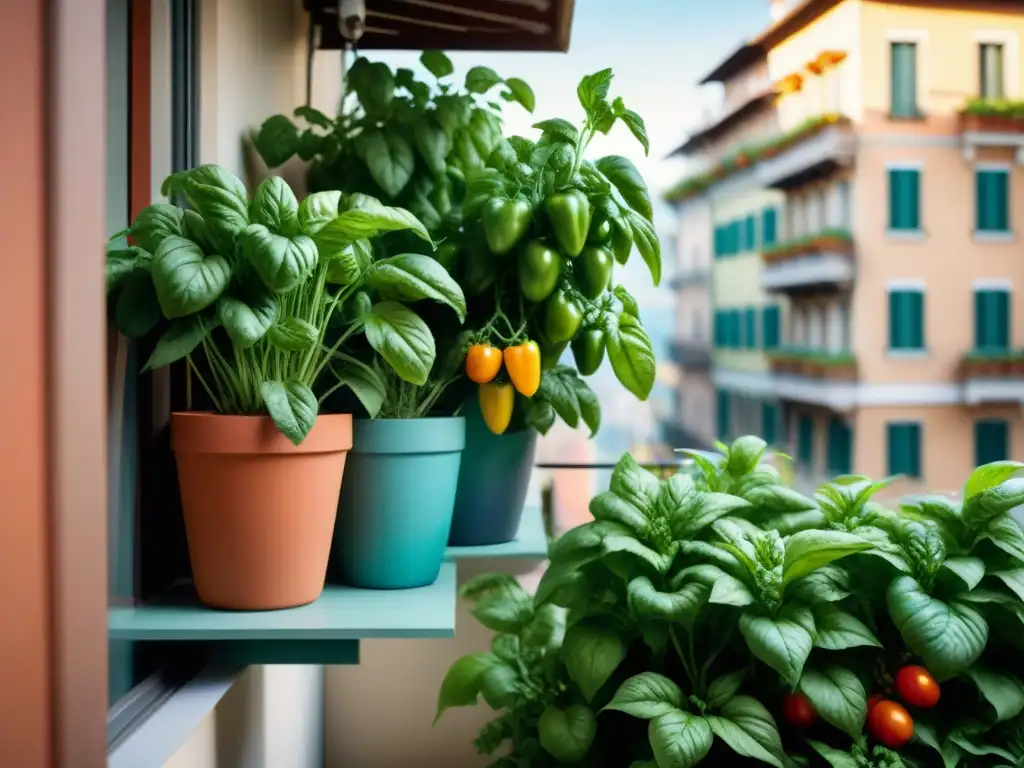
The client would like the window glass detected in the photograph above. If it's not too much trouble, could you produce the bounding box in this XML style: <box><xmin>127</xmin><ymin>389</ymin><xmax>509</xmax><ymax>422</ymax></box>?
<box><xmin>890</xmin><ymin>42</ymin><xmax>918</xmax><ymax>117</ymax></box>
<box><xmin>980</xmin><ymin>43</ymin><xmax>1005</xmax><ymax>100</ymax></box>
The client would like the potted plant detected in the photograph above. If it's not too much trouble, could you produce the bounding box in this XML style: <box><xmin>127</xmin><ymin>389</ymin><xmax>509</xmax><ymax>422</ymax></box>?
<box><xmin>960</xmin><ymin>99</ymin><xmax>1024</xmax><ymax>133</ymax></box>
<box><xmin>106</xmin><ymin>165</ymin><xmax>446</xmax><ymax>609</ymax></box>
<box><xmin>440</xmin><ymin>67</ymin><xmax>660</xmax><ymax>546</ymax></box>
<box><xmin>436</xmin><ymin>435</ymin><xmax>1024</xmax><ymax>766</ymax></box>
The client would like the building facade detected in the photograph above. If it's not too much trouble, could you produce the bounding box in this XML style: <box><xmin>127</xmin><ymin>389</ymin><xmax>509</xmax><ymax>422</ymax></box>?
<box><xmin>670</xmin><ymin>0</ymin><xmax>1024</xmax><ymax>491</ymax></box>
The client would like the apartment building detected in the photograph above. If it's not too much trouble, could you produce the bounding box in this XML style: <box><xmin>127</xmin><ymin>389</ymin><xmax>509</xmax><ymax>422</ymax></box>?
<box><xmin>666</xmin><ymin>43</ymin><xmax>786</xmax><ymax>449</ymax></box>
<box><xmin>670</xmin><ymin>0</ymin><xmax>1024</xmax><ymax>489</ymax></box>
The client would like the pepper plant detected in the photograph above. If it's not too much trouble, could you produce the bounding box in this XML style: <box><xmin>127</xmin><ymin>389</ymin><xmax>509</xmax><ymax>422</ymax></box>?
<box><xmin>436</xmin><ymin>436</ymin><xmax>1024</xmax><ymax>766</ymax></box>
<box><xmin>107</xmin><ymin>165</ymin><xmax>466</xmax><ymax>444</ymax></box>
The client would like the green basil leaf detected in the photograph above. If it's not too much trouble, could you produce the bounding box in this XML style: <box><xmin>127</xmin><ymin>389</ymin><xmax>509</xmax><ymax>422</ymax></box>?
<box><xmin>948</xmin><ymin>731</ymin><xmax>1016</xmax><ymax>762</ymax></box>
<box><xmin>142</xmin><ymin>312</ymin><xmax>215</xmax><ymax>371</ymax></box>
<box><xmin>106</xmin><ymin>246</ymin><xmax>148</xmax><ymax>293</ymax></box>
<box><xmin>613</xmin><ymin>284</ymin><xmax>640</xmax><ymax>318</ymax></box>
<box><xmin>114</xmin><ymin>269</ymin><xmax>161</xmax><ymax>339</ymax></box>
<box><xmin>706</xmin><ymin>670</ymin><xmax>745</xmax><ymax>710</ymax></box>
<box><xmin>349</xmin><ymin>58</ymin><xmax>394</xmax><ymax>116</ymax></box>
<box><xmin>267</xmin><ymin>317</ymin><xmax>318</xmax><ymax>352</ymax></box>
<box><xmin>788</xmin><ymin>564</ymin><xmax>851</xmax><ymax>604</ymax></box>
<box><xmin>625</xmin><ymin>209</ymin><xmax>661</xmax><ymax>286</ymax></box>
<box><xmin>298</xmin><ymin>191</ymin><xmax>342</xmax><ymax>236</ymax></box>
<box><xmin>965</xmin><ymin>478</ymin><xmax>1024</xmax><ymax>525</ymax></box>
<box><xmin>589</xmin><ymin>490</ymin><xmax>648</xmax><ymax>533</ymax></box>
<box><xmin>648</xmin><ymin>710</ymin><xmax>713</xmax><ymax>768</ymax></box>
<box><xmin>413</xmin><ymin>119</ymin><xmax>449</xmax><ymax>178</ymax></box>
<box><xmin>812</xmin><ymin>604</ymin><xmax>882</xmax><ymax>651</ymax></box>
<box><xmin>216</xmin><ymin>292</ymin><xmax>278</xmax><ymax>348</ymax></box>
<box><xmin>502</xmin><ymin>77</ymin><xmax>535</xmax><ymax>113</ymax></box>
<box><xmin>465</xmin><ymin>66</ymin><xmax>503</xmax><ymax>94</ymax></box>
<box><xmin>571</xmin><ymin>375</ymin><xmax>601</xmax><ymax>436</ymax></box>
<box><xmin>577</xmin><ymin>68</ymin><xmax>613</xmax><ymax>113</ymax></box>
<box><xmin>328</xmin><ymin>353</ymin><xmax>386</xmax><ymax>419</ymax></box>
<box><xmin>603</xmin><ymin>672</ymin><xmax>683</xmax><ymax>720</ymax></box>
<box><xmin>991</xmin><ymin>568</ymin><xmax>1024</xmax><ymax>602</ymax></box>
<box><xmin>562</xmin><ymin>619</ymin><xmax>626</xmax><ymax>703</ymax></box>
<box><xmin>782</xmin><ymin>529</ymin><xmax>873</xmax><ymax>586</ymax></box>
<box><xmin>363</xmin><ymin>301</ymin><xmax>435</xmax><ymax>386</ymax></box>
<box><xmin>534</xmin><ymin>366</ymin><xmax>581</xmax><ymax>428</ymax></box>
<box><xmin>725</xmin><ymin>435</ymin><xmax>767</xmax><ymax>476</ymax></box>
<box><xmin>887</xmin><ymin>574</ymin><xmax>988</xmax><ymax>679</ymax></box>
<box><xmin>708</xmin><ymin>573</ymin><xmax>756</xmax><ymax>607</ymax></box>
<box><xmin>130</xmin><ymin>203</ymin><xmax>185</xmax><ymax>253</ymax></box>
<box><xmin>942</xmin><ymin>556</ymin><xmax>986</xmax><ymax>590</ymax></box>
<box><xmin>982</xmin><ymin>513</ymin><xmax>1024</xmax><ymax>563</ymax></box>
<box><xmin>524</xmin><ymin>603</ymin><xmax>567</xmax><ymax>651</ymax></box>
<box><xmin>609</xmin><ymin>216</ymin><xmax>634</xmax><ymax>265</ymax></box>
<box><xmin>478</xmin><ymin>663</ymin><xmax>519</xmax><ymax>709</ymax></box>
<box><xmin>538</xmin><ymin>705</ymin><xmax>596</xmax><ymax>764</ymax></box>
<box><xmin>805</xmin><ymin>740</ymin><xmax>861</xmax><ymax>768</ymax></box>
<box><xmin>672</xmin><ymin>493</ymin><xmax>751</xmax><ymax>540</ymax></box>
<box><xmin>738</xmin><ymin>605</ymin><xmax>815</xmax><ymax>685</ymax></box>
<box><xmin>241</xmin><ymin>225</ymin><xmax>317</xmax><ymax>294</ymax></box>
<box><xmin>534</xmin><ymin>118</ymin><xmax>579</xmax><ymax>146</ymax></box>
<box><xmin>524</xmin><ymin>397</ymin><xmax>557</xmax><ymax>435</ymax></box>
<box><xmin>964</xmin><ymin>666</ymin><xmax>1024</xmax><ymax>722</ymax></box>
<box><xmin>251</xmin><ymin>176</ymin><xmax>300</xmax><ymax>236</ymax></box>
<box><xmin>151</xmin><ymin>236</ymin><xmax>231</xmax><ymax>319</ymax></box>
<box><xmin>610</xmin><ymin>452</ymin><xmax>660</xmax><ymax>519</ymax></box>
<box><xmin>419</xmin><ymin>50</ymin><xmax>453</xmax><ymax>79</ymax></box>
<box><xmin>798</xmin><ymin>665</ymin><xmax>866</xmax><ymax>740</ymax></box>
<box><xmin>254</xmin><ymin>114</ymin><xmax>300</xmax><ymax>168</ymax></box>
<box><xmin>964</xmin><ymin>460</ymin><xmax>1024</xmax><ymax>499</ymax></box>
<box><xmin>603</xmin><ymin>312</ymin><xmax>655</xmax><ymax>400</ymax></box>
<box><xmin>705</xmin><ymin>696</ymin><xmax>784</xmax><ymax>768</ymax></box>
<box><xmin>184</xmin><ymin>167</ymin><xmax>250</xmax><ymax>250</ymax></box>
<box><xmin>434</xmin><ymin>652</ymin><xmax>500</xmax><ymax>723</ymax></box>
<box><xmin>595</xmin><ymin>155</ymin><xmax>653</xmax><ymax>222</ymax></box>
<box><xmin>364</xmin><ymin>253</ymin><xmax>467</xmax><ymax>321</ymax></box>
<box><xmin>354</xmin><ymin>127</ymin><xmax>414</xmax><ymax>198</ymax></box>
<box><xmin>293</xmin><ymin>105</ymin><xmax>331</xmax><ymax>128</ymax></box>
<box><xmin>612</xmin><ymin>96</ymin><xmax>650</xmax><ymax>156</ymax></box>
<box><xmin>626</xmin><ymin>577</ymin><xmax>708</xmax><ymax>631</ymax></box>
<box><xmin>603</xmin><ymin>536</ymin><xmax>671</xmax><ymax>573</ymax></box>
<box><xmin>745</xmin><ymin>484</ymin><xmax>817</xmax><ymax>514</ymax></box>
<box><xmin>259</xmin><ymin>380</ymin><xmax>318</xmax><ymax>446</ymax></box>
<box><xmin>313</xmin><ymin>195</ymin><xmax>430</xmax><ymax>252</ymax></box>
<box><xmin>913</xmin><ymin>722</ymin><xmax>962</xmax><ymax>768</ymax></box>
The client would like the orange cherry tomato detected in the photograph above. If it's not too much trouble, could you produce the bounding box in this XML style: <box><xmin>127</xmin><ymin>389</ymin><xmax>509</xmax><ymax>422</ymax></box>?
<box><xmin>466</xmin><ymin>344</ymin><xmax>503</xmax><ymax>384</ymax></box>
<box><xmin>867</xmin><ymin>693</ymin><xmax>884</xmax><ymax>712</ymax></box>
<box><xmin>782</xmin><ymin>692</ymin><xmax>816</xmax><ymax>729</ymax></box>
<box><xmin>503</xmin><ymin>341</ymin><xmax>541</xmax><ymax>397</ymax></box>
<box><xmin>895</xmin><ymin>665</ymin><xmax>940</xmax><ymax>709</ymax></box>
<box><xmin>867</xmin><ymin>700</ymin><xmax>914</xmax><ymax>748</ymax></box>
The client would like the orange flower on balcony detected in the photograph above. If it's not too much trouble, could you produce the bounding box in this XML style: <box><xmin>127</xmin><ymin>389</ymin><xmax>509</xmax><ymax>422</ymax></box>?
<box><xmin>775</xmin><ymin>72</ymin><xmax>804</xmax><ymax>95</ymax></box>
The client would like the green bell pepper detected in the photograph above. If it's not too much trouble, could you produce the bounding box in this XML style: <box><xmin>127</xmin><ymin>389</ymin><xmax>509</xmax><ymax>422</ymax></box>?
<box><xmin>588</xmin><ymin>212</ymin><xmax>612</xmax><ymax>245</ymax></box>
<box><xmin>517</xmin><ymin>240</ymin><xmax>562</xmax><ymax>303</ymax></box>
<box><xmin>571</xmin><ymin>328</ymin><xmax>606</xmax><ymax>376</ymax></box>
<box><xmin>543</xmin><ymin>288</ymin><xmax>584</xmax><ymax>344</ymax></box>
<box><xmin>482</xmin><ymin>197</ymin><xmax>532</xmax><ymax>256</ymax></box>
<box><xmin>574</xmin><ymin>246</ymin><xmax>613</xmax><ymax>300</ymax></box>
<box><xmin>544</xmin><ymin>189</ymin><xmax>592</xmax><ymax>258</ymax></box>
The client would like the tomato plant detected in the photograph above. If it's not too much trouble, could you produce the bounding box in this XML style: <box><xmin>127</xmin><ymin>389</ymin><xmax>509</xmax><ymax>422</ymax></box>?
<box><xmin>783</xmin><ymin>692</ymin><xmax>817</xmax><ymax>729</ymax></box>
<box><xmin>868</xmin><ymin>700</ymin><xmax>914</xmax><ymax>748</ymax></box>
<box><xmin>895</xmin><ymin>666</ymin><xmax>940</xmax><ymax>709</ymax></box>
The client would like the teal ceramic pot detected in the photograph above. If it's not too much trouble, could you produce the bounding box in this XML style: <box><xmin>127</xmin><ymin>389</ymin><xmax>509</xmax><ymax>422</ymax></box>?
<box><xmin>448</xmin><ymin>396</ymin><xmax>538</xmax><ymax>546</ymax></box>
<box><xmin>333</xmin><ymin>417</ymin><xmax>465</xmax><ymax>589</ymax></box>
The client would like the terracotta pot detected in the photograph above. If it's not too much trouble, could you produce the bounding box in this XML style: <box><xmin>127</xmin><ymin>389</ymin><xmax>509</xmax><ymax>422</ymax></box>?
<box><xmin>171</xmin><ymin>412</ymin><xmax>353</xmax><ymax>610</ymax></box>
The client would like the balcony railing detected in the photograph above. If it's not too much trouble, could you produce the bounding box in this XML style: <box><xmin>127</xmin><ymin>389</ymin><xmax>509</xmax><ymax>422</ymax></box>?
<box><xmin>760</xmin><ymin>229</ymin><xmax>855</xmax><ymax>293</ymax></box>
<box><xmin>766</xmin><ymin>347</ymin><xmax>859</xmax><ymax>410</ymax></box>
<box><xmin>958</xmin><ymin>348</ymin><xmax>1024</xmax><ymax>404</ymax></box>
<box><xmin>669</xmin><ymin>337</ymin><xmax>712</xmax><ymax>368</ymax></box>
<box><xmin>755</xmin><ymin>115</ymin><xmax>856</xmax><ymax>189</ymax></box>
<box><xmin>668</xmin><ymin>268</ymin><xmax>710</xmax><ymax>290</ymax></box>
<box><xmin>959</xmin><ymin>99</ymin><xmax>1024</xmax><ymax>163</ymax></box>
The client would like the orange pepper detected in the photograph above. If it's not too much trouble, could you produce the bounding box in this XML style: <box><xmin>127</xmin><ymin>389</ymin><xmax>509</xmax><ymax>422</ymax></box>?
<box><xmin>465</xmin><ymin>343</ymin><xmax>503</xmax><ymax>384</ymax></box>
<box><xmin>479</xmin><ymin>382</ymin><xmax>515</xmax><ymax>435</ymax></box>
<box><xmin>503</xmin><ymin>341</ymin><xmax>541</xmax><ymax>397</ymax></box>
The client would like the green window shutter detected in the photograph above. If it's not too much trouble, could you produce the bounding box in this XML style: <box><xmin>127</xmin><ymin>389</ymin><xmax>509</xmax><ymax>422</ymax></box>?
<box><xmin>731</xmin><ymin>309</ymin><xmax>742</xmax><ymax>348</ymax></box>
<box><xmin>887</xmin><ymin>422</ymin><xmax>922</xmax><ymax>477</ymax></box>
<box><xmin>762</xmin><ymin>207</ymin><xmax>777</xmax><ymax>247</ymax></box>
<box><xmin>888</xmin><ymin>169</ymin><xmax>921</xmax><ymax>230</ymax></box>
<box><xmin>762</xmin><ymin>402</ymin><xmax>778</xmax><ymax>445</ymax></box>
<box><xmin>826</xmin><ymin>417</ymin><xmax>853</xmax><ymax>476</ymax></box>
<box><xmin>997</xmin><ymin>290</ymin><xmax>1010</xmax><ymax>348</ymax></box>
<box><xmin>975</xmin><ymin>290</ymin><xmax>1011</xmax><ymax>350</ymax></box>
<box><xmin>745</xmin><ymin>214</ymin><xmax>757</xmax><ymax>251</ymax></box>
<box><xmin>797</xmin><ymin>415</ymin><xmax>814</xmax><ymax>466</ymax></box>
<box><xmin>745</xmin><ymin>307</ymin><xmax>758</xmax><ymax>349</ymax></box>
<box><xmin>717</xmin><ymin>390</ymin><xmax>731</xmax><ymax>440</ymax></box>
<box><xmin>762</xmin><ymin>305</ymin><xmax>780</xmax><ymax>349</ymax></box>
<box><xmin>980</xmin><ymin>43</ymin><xmax>1005</xmax><ymax>100</ymax></box>
<box><xmin>911</xmin><ymin>291</ymin><xmax>925</xmax><ymax>348</ymax></box>
<box><xmin>890</xmin><ymin>42</ymin><xmax>918</xmax><ymax>117</ymax></box>
<box><xmin>974</xmin><ymin>290</ymin><xmax>986</xmax><ymax>349</ymax></box>
<box><xmin>976</xmin><ymin>170</ymin><xmax>1009</xmax><ymax>232</ymax></box>
<box><xmin>889</xmin><ymin>290</ymin><xmax>925</xmax><ymax>350</ymax></box>
<box><xmin>975</xmin><ymin>419</ymin><xmax>1009</xmax><ymax>467</ymax></box>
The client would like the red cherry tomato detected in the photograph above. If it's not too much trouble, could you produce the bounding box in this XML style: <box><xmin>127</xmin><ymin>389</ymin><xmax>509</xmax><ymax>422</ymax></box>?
<box><xmin>783</xmin><ymin>692</ymin><xmax>816</xmax><ymax>729</ymax></box>
<box><xmin>868</xmin><ymin>700</ymin><xmax>914</xmax><ymax>748</ymax></box>
<box><xmin>867</xmin><ymin>693</ymin><xmax>884</xmax><ymax>712</ymax></box>
<box><xmin>895</xmin><ymin>665</ymin><xmax>940</xmax><ymax>709</ymax></box>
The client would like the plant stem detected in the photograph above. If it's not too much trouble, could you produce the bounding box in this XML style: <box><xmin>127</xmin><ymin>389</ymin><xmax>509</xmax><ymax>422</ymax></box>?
<box><xmin>698</xmin><ymin>624</ymin><xmax>733</xmax><ymax>695</ymax></box>
<box><xmin>185</xmin><ymin>354</ymin><xmax>223</xmax><ymax>412</ymax></box>
<box><xmin>669</xmin><ymin>628</ymin><xmax>698</xmax><ymax>694</ymax></box>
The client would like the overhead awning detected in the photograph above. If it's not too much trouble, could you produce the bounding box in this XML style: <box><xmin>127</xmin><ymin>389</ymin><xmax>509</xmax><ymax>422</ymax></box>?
<box><xmin>306</xmin><ymin>0</ymin><xmax>576</xmax><ymax>52</ymax></box>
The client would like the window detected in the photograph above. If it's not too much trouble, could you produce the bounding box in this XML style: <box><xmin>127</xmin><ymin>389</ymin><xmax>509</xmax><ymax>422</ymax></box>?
<box><xmin>713</xmin><ymin>310</ymin><xmax>724</xmax><ymax>347</ymax></box>
<box><xmin>744</xmin><ymin>307</ymin><xmax>758</xmax><ymax>349</ymax></box>
<box><xmin>835</xmin><ymin>180</ymin><xmax>851</xmax><ymax>229</ymax></box>
<box><xmin>888</xmin><ymin>168</ymin><xmax>921</xmax><ymax>231</ymax></box>
<box><xmin>889</xmin><ymin>289</ymin><xmax>925</xmax><ymax>350</ymax></box>
<box><xmin>974</xmin><ymin>288</ymin><xmax>1010</xmax><ymax>350</ymax></box>
<box><xmin>826</xmin><ymin>417</ymin><xmax>853</xmax><ymax>476</ymax></box>
<box><xmin>975</xmin><ymin>168</ymin><xmax>1010</xmax><ymax>233</ymax></box>
<box><xmin>729</xmin><ymin>309</ymin><xmax>742</xmax><ymax>348</ymax></box>
<box><xmin>762</xmin><ymin>305</ymin><xmax>781</xmax><ymax>349</ymax></box>
<box><xmin>744</xmin><ymin>214</ymin><xmax>757</xmax><ymax>252</ymax></box>
<box><xmin>975</xmin><ymin>420</ymin><xmax>1009</xmax><ymax>466</ymax></box>
<box><xmin>887</xmin><ymin>422</ymin><xmax>922</xmax><ymax>477</ymax></box>
<box><xmin>728</xmin><ymin>220</ymin><xmax>741</xmax><ymax>255</ymax></box>
<box><xmin>890</xmin><ymin>42</ymin><xmax>919</xmax><ymax>117</ymax></box>
<box><xmin>797</xmin><ymin>415</ymin><xmax>814</xmax><ymax>467</ymax></box>
<box><xmin>980</xmin><ymin>43</ymin><xmax>1005</xmax><ymax>99</ymax></box>
<box><xmin>762</xmin><ymin>206</ymin><xmax>778</xmax><ymax>247</ymax></box>
<box><xmin>717</xmin><ymin>390</ymin><xmax>731</xmax><ymax>440</ymax></box>
<box><xmin>713</xmin><ymin>225</ymin><xmax>724</xmax><ymax>258</ymax></box>
<box><xmin>762</xmin><ymin>402</ymin><xmax>779</xmax><ymax>446</ymax></box>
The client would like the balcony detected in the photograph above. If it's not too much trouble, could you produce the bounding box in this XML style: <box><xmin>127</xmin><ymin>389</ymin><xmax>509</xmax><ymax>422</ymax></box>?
<box><xmin>756</xmin><ymin>115</ymin><xmax>856</xmax><ymax>189</ymax></box>
<box><xmin>670</xmin><ymin>337</ymin><xmax>712</xmax><ymax>369</ymax></box>
<box><xmin>669</xmin><ymin>268</ymin><xmax>710</xmax><ymax>290</ymax></box>
<box><xmin>959</xmin><ymin>99</ymin><xmax>1024</xmax><ymax>164</ymax></box>
<box><xmin>760</xmin><ymin>229</ymin><xmax>855</xmax><ymax>293</ymax></box>
<box><xmin>958</xmin><ymin>349</ymin><xmax>1024</xmax><ymax>404</ymax></box>
<box><xmin>767</xmin><ymin>347</ymin><xmax>860</xmax><ymax>410</ymax></box>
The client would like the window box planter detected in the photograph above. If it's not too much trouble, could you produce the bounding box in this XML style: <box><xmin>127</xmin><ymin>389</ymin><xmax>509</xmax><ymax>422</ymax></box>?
<box><xmin>761</xmin><ymin>228</ymin><xmax>853</xmax><ymax>264</ymax></box>
<box><xmin>958</xmin><ymin>350</ymin><xmax>1024</xmax><ymax>378</ymax></box>
<box><xmin>960</xmin><ymin>99</ymin><xmax>1024</xmax><ymax>133</ymax></box>
<box><xmin>769</xmin><ymin>348</ymin><xmax>857</xmax><ymax>380</ymax></box>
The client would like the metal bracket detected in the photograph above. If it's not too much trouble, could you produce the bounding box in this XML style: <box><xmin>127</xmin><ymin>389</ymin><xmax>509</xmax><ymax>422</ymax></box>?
<box><xmin>338</xmin><ymin>0</ymin><xmax>366</xmax><ymax>42</ymax></box>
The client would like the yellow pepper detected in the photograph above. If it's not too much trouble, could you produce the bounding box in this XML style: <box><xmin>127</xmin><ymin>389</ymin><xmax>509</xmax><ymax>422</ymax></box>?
<box><xmin>479</xmin><ymin>382</ymin><xmax>515</xmax><ymax>435</ymax></box>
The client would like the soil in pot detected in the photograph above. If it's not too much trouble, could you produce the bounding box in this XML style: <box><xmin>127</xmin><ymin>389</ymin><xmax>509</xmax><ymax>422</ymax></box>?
<box><xmin>332</xmin><ymin>417</ymin><xmax>465</xmax><ymax>589</ymax></box>
<box><xmin>449</xmin><ymin>395</ymin><xmax>539</xmax><ymax>547</ymax></box>
<box><xmin>172</xmin><ymin>412</ymin><xmax>352</xmax><ymax>611</ymax></box>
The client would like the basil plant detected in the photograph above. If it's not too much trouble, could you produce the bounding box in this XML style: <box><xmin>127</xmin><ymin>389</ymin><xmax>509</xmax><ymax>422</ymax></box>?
<box><xmin>106</xmin><ymin>164</ymin><xmax>466</xmax><ymax>444</ymax></box>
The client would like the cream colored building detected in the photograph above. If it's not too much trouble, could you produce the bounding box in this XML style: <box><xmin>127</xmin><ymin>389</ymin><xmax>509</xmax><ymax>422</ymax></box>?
<box><xmin>672</xmin><ymin>0</ymin><xmax>1024</xmax><ymax>491</ymax></box>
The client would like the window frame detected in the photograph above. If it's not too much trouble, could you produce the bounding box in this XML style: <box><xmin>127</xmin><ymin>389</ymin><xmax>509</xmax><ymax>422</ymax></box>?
<box><xmin>887</xmin><ymin>283</ymin><xmax>926</xmax><ymax>352</ymax></box>
<box><xmin>973</xmin><ymin>281</ymin><xmax>1012</xmax><ymax>351</ymax></box>
<box><xmin>797</xmin><ymin>415</ymin><xmax>814</xmax><ymax>468</ymax></box>
<box><xmin>973</xmin><ymin>30</ymin><xmax>1021</xmax><ymax>100</ymax></box>
<box><xmin>979</xmin><ymin>42</ymin><xmax>1006</xmax><ymax>100</ymax></box>
<box><xmin>975</xmin><ymin>419</ymin><xmax>1009</xmax><ymax>467</ymax></box>
<box><xmin>888</xmin><ymin>39</ymin><xmax>921</xmax><ymax>118</ymax></box>
<box><xmin>886</xmin><ymin>164</ymin><xmax>923</xmax><ymax>235</ymax></box>
<box><xmin>974</xmin><ymin>164</ymin><xmax>1011</xmax><ymax>236</ymax></box>
<box><xmin>826</xmin><ymin>417</ymin><xmax>853</xmax><ymax>476</ymax></box>
<box><xmin>887</xmin><ymin>421</ymin><xmax>922</xmax><ymax>478</ymax></box>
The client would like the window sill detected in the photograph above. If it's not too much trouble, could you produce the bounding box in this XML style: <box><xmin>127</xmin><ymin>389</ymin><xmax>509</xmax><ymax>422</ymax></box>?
<box><xmin>886</xmin><ymin>229</ymin><xmax>926</xmax><ymax>242</ymax></box>
<box><xmin>973</xmin><ymin>230</ymin><xmax>1015</xmax><ymax>244</ymax></box>
<box><xmin>886</xmin><ymin>348</ymin><xmax>929</xmax><ymax>359</ymax></box>
<box><xmin>888</xmin><ymin>111</ymin><xmax>926</xmax><ymax>121</ymax></box>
